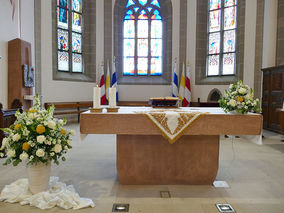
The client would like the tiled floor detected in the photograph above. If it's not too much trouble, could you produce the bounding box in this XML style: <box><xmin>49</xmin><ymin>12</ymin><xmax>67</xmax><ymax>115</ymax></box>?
<box><xmin>0</xmin><ymin>124</ymin><xmax>284</xmax><ymax>213</ymax></box>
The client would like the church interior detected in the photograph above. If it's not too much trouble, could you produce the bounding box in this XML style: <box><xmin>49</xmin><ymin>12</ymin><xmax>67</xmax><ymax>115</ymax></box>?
<box><xmin>0</xmin><ymin>0</ymin><xmax>284</xmax><ymax>212</ymax></box>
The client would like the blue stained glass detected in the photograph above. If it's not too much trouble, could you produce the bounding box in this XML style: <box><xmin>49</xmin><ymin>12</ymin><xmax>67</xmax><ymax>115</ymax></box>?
<box><xmin>126</xmin><ymin>10</ymin><xmax>133</xmax><ymax>15</ymax></box>
<box><xmin>126</xmin><ymin>0</ymin><xmax>135</xmax><ymax>8</ymax></box>
<box><xmin>134</xmin><ymin>7</ymin><xmax>139</xmax><ymax>12</ymax></box>
<box><xmin>57</xmin><ymin>0</ymin><xmax>68</xmax><ymax>8</ymax></box>
<box><xmin>57</xmin><ymin>8</ymin><xmax>68</xmax><ymax>29</ymax></box>
<box><xmin>138</xmin><ymin>10</ymin><xmax>148</xmax><ymax>19</ymax></box>
<box><xmin>124</xmin><ymin>14</ymin><xmax>135</xmax><ymax>20</ymax></box>
<box><xmin>150</xmin><ymin>0</ymin><xmax>160</xmax><ymax>8</ymax></box>
<box><xmin>72</xmin><ymin>32</ymin><xmax>81</xmax><ymax>53</ymax></box>
<box><xmin>147</xmin><ymin>7</ymin><xmax>153</xmax><ymax>12</ymax></box>
<box><xmin>57</xmin><ymin>29</ymin><xmax>69</xmax><ymax>51</ymax></box>
<box><xmin>139</xmin><ymin>0</ymin><xmax>148</xmax><ymax>5</ymax></box>
<box><xmin>72</xmin><ymin>0</ymin><xmax>82</xmax><ymax>13</ymax></box>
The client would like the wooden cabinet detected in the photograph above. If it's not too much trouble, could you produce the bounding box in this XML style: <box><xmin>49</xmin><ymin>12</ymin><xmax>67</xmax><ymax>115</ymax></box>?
<box><xmin>8</xmin><ymin>38</ymin><xmax>34</xmax><ymax>110</ymax></box>
<box><xmin>261</xmin><ymin>65</ymin><xmax>284</xmax><ymax>133</ymax></box>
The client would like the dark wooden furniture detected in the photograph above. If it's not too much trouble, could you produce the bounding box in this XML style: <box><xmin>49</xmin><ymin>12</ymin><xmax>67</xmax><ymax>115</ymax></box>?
<box><xmin>0</xmin><ymin>103</ymin><xmax>23</xmax><ymax>157</ymax></box>
<box><xmin>8</xmin><ymin>38</ymin><xmax>34</xmax><ymax>110</ymax></box>
<box><xmin>261</xmin><ymin>65</ymin><xmax>284</xmax><ymax>133</ymax></box>
<box><xmin>44</xmin><ymin>101</ymin><xmax>93</xmax><ymax>122</ymax></box>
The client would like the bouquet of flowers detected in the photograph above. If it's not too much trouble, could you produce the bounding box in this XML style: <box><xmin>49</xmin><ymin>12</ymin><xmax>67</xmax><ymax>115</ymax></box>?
<box><xmin>218</xmin><ymin>80</ymin><xmax>261</xmax><ymax>114</ymax></box>
<box><xmin>0</xmin><ymin>95</ymin><xmax>74</xmax><ymax>166</ymax></box>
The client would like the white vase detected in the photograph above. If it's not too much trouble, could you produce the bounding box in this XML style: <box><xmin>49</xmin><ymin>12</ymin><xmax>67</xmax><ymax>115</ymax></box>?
<box><xmin>27</xmin><ymin>162</ymin><xmax>51</xmax><ymax>194</ymax></box>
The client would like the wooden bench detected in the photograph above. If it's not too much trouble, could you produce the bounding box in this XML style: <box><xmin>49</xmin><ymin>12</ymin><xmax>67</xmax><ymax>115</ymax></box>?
<box><xmin>44</xmin><ymin>101</ymin><xmax>93</xmax><ymax>122</ymax></box>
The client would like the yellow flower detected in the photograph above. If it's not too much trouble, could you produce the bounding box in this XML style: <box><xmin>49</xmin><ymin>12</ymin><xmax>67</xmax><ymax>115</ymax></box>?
<box><xmin>36</xmin><ymin>125</ymin><xmax>46</xmax><ymax>134</ymax></box>
<box><xmin>14</xmin><ymin>124</ymin><xmax>21</xmax><ymax>130</ymax></box>
<box><xmin>29</xmin><ymin>109</ymin><xmax>37</xmax><ymax>113</ymax></box>
<box><xmin>60</xmin><ymin>129</ymin><xmax>66</xmax><ymax>135</ymax></box>
<box><xmin>236</xmin><ymin>96</ymin><xmax>244</xmax><ymax>102</ymax></box>
<box><xmin>22</xmin><ymin>142</ymin><xmax>30</xmax><ymax>151</ymax></box>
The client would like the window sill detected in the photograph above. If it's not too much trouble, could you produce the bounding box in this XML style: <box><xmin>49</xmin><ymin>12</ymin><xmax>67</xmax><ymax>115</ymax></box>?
<box><xmin>196</xmin><ymin>75</ymin><xmax>239</xmax><ymax>85</ymax></box>
<box><xmin>53</xmin><ymin>71</ymin><xmax>96</xmax><ymax>82</ymax></box>
<box><xmin>118</xmin><ymin>75</ymin><xmax>170</xmax><ymax>85</ymax></box>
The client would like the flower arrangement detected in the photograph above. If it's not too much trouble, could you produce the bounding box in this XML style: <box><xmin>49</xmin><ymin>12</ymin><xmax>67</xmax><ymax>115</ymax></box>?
<box><xmin>218</xmin><ymin>80</ymin><xmax>261</xmax><ymax>114</ymax></box>
<box><xmin>0</xmin><ymin>95</ymin><xmax>74</xmax><ymax>166</ymax></box>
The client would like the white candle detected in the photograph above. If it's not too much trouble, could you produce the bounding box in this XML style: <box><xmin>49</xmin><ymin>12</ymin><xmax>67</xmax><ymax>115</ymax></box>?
<box><xmin>109</xmin><ymin>87</ymin><xmax>116</xmax><ymax>108</ymax></box>
<box><xmin>93</xmin><ymin>86</ymin><xmax>101</xmax><ymax>108</ymax></box>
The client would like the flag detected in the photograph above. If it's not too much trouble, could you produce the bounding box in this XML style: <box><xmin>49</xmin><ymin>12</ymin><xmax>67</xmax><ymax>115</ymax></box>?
<box><xmin>99</xmin><ymin>62</ymin><xmax>106</xmax><ymax>105</ymax></box>
<box><xmin>184</xmin><ymin>63</ymin><xmax>192</xmax><ymax>107</ymax></box>
<box><xmin>178</xmin><ymin>63</ymin><xmax>185</xmax><ymax>106</ymax></box>
<box><xmin>105</xmin><ymin>61</ymin><xmax>111</xmax><ymax>102</ymax></box>
<box><xmin>111</xmin><ymin>58</ymin><xmax>119</xmax><ymax>102</ymax></box>
<box><xmin>172</xmin><ymin>60</ymin><xmax>179</xmax><ymax>97</ymax></box>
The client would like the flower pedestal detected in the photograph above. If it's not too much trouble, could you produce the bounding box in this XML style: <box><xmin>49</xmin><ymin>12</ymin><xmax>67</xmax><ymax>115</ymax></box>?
<box><xmin>27</xmin><ymin>162</ymin><xmax>51</xmax><ymax>194</ymax></box>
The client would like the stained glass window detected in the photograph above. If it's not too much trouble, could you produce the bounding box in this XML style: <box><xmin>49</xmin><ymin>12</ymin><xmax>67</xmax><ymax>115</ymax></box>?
<box><xmin>123</xmin><ymin>0</ymin><xmax>163</xmax><ymax>76</ymax></box>
<box><xmin>57</xmin><ymin>0</ymin><xmax>83</xmax><ymax>73</ymax></box>
<box><xmin>207</xmin><ymin>0</ymin><xmax>237</xmax><ymax>76</ymax></box>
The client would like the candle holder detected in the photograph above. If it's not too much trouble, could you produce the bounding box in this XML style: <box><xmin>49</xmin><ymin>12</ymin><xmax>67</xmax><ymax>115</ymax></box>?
<box><xmin>89</xmin><ymin>107</ymin><xmax>103</xmax><ymax>113</ymax></box>
<box><xmin>106</xmin><ymin>106</ymin><xmax>120</xmax><ymax>113</ymax></box>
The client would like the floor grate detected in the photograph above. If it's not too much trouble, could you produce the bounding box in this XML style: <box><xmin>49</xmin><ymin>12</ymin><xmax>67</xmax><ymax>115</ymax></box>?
<box><xmin>112</xmin><ymin>203</ymin><xmax>129</xmax><ymax>212</ymax></box>
<box><xmin>216</xmin><ymin>204</ymin><xmax>235</xmax><ymax>213</ymax></box>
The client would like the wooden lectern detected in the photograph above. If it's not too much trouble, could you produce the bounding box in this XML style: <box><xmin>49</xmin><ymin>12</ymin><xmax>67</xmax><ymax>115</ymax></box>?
<box><xmin>8</xmin><ymin>38</ymin><xmax>34</xmax><ymax>110</ymax></box>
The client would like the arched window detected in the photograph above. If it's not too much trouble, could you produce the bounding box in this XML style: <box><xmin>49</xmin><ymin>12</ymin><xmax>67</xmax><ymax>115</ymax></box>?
<box><xmin>57</xmin><ymin>0</ymin><xmax>83</xmax><ymax>73</ymax></box>
<box><xmin>207</xmin><ymin>0</ymin><xmax>237</xmax><ymax>76</ymax></box>
<box><xmin>123</xmin><ymin>0</ymin><xmax>163</xmax><ymax>76</ymax></box>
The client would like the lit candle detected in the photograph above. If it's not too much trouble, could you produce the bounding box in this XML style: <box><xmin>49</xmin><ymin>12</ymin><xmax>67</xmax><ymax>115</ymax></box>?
<box><xmin>109</xmin><ymin>87</ymin><xmax>116</xmax><ymax>108</ymax></box>
<box><xmin>93</xmin><ymin>86</ymin><xmax>101</xmax><ymax>108</ymax></box>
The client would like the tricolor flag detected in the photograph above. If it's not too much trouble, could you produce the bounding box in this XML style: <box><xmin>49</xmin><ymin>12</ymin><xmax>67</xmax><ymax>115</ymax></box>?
<box><xmin>105</xmin><ymin>60</ymin><xmax>111</xmax><ymax>103</ymax></box>
<box><xmin>184</xmin><ymin>63</ymin><xmax>192</xmax><ymax>107</ymax></box>
<box><xmin>172</xmin><ymin>60</ymin><xmax>179</xmax><ymax>97</ymax></box>
<box><xmin>111</xmin><ymin>57</ymin><xmax>119</xmax><ymax>102</ymax></box>
<box><xmin>178</xmin><ymin>63</ymin><xmax>185</xmax><ymax>106</ymax></box>
<box><xmin>99</xmin><ymin>62</ymin><xmax>106</xmax><ymax>105</ymax></box>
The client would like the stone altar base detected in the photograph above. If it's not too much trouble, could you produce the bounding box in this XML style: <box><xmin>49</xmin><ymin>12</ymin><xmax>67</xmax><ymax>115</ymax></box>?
<box><xmin>117</xmin><ymin>135</ymin><xmax>219</xmax><ymax>185</ymax></box>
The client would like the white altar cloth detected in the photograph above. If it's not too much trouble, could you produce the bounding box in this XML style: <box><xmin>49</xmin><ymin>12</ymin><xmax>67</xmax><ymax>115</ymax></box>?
<box><xmin>0</xmin><ymin>176</ymin><xmax>95</xmax><ymax>210</ymax></box>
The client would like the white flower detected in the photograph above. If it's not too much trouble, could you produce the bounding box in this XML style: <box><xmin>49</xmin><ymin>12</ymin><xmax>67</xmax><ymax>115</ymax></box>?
<box><xmin>58</xmin><ymin>119</ymin><xmax>64</xmax><ymax>125</ymax></box>
<box><xmin>54</xmin><ymin>144</ymin><xmax>62</xmax><ymax>153</ymax></box>
<box><xmin>37</xmin><ymin>135</ymin><xmax>46</xmax><ymax>144</ymax></box>
<box><xmin>50</xmin><ymin>152</ymin><xmax>55</xmax><ymax>157</ymax></box>
<box><xmin>57</xmin><ymin>139</ymin><xmax>61</xmax><ymax>144</ymax></box>
<box><xmin>70</xmin><ymin>130</ymin><xmax>75</xmax><ymax>136</ymax></box>
<box><xmin>67</xmin><ymin>140</ymin><xmax>72</xmax><ymax>145</ymax></box>
<box><xmin>36</xmin><ymin>149</ymin><xmax>45</xmax><ymax>157</ymax></box>
<box><xmin>7</xmin><ymin>149</ymin><xmax>16</xmax><ymax>158</ymax></box>
<box><xmin>229</xmin><ymin>84</ymin><xmax>233</xmax><ymax>89</ymax></box>
<box><xmin>64</xmin><ymin>146</ymin><xmax>69</xmax><ymax>151</ymax></box>
<box><xmin>238</xmin><ymin>88</ymin><xmax>247</xmax><ymax>94</ymax></box>
<box><xmin>29</xmin><ymin>155</ymin><xmax>34</xmax><ymax>161</ymax></box>
<box><xmin>23</xmin><ymin>128</ymin><xmax>30</xmax><ymax>136</ymax></box>
<box><xmin>28</xmin><ymin>113</ymin><xmax>35</xmax><ymax>119</ymax></box>
<box><xmin>47</xmin><ymin>120</ymin><xmax>56</xmax><ymax>129</ymax></box>
<box><xmin>12</xmin><ymin>134</ymin><xmax>21</xmax><ymax>142</ymax></box>
<box><xmin>2</xmin><ymin>138</ymin><xmax>9</xmax><ymax>148</ymax></box>
<box><xmin>20</xmin><ymin>152</ymin><xmax>29</xmax><ymax>161</ymax></box>
<box><xmin>0</xmin><ymin>153</ymin><xmax>4</xmax><ymax>158</ymax></box>
<box><xmin>229</xmin><ymin>99</ymin><xmax>237</xmax><ymax>107</ymax></box>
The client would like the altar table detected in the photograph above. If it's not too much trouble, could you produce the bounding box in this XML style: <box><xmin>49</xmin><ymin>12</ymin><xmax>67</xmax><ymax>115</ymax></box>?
<box><xmin>80</xmin><ymin>107</ymin><xmax>262</xmax><ymax>185</ymax></box>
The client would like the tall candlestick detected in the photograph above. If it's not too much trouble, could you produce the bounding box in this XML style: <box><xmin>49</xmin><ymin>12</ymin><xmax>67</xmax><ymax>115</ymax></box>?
<box><xmin>109</xmin><ymin>87</ymin><xmax>116</xmax><ymax>108</ymax></box>
<box><xmin>93</xmin><ymin>86</ymin><xmax>101</xmax><ymax>108</ymax></box>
